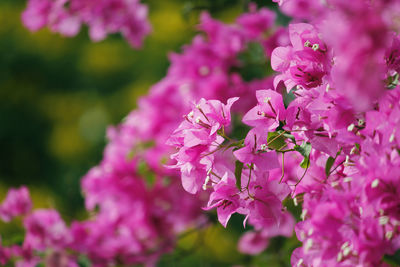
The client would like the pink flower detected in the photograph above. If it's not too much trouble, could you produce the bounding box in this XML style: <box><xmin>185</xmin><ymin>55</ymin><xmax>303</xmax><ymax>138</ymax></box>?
<box><xmin>237</xmin><ymin>5</ymin><xmax>276</xmax><ymax>39</ymax></box>
<box><xmin>22</xmin><ymin>0</ymin><xmax>151</xmax><ymax>48</ymax></box>
<box><xmin>385</xmin><ymin>34</ymin><xmax>400</xmax><ymax>74</ymax></box>
<box><xmin>0</xmin><ymin>239</ymin><xmax>11</xmax><ymax>265</ymax></box>
<box><xmin>205</xmin><ymin>172</ymin><xmax>243</xmax><ymax>227</ymax></box>
<box><xmin>242</xmin><ymin>89</ymin><xmax>286</xmax><ymax>129</ymax></box>
<box><xmin>168</xmin><ymin>97</ymin><xmax>238</xmax><ymax>194</ymax></box>
<box><xmin>238</xmin><ymin>212</ymin><xmax>294</xmax><ymax>255</ymax></box>
<box><xmin>0</xmin><ymin>187</ymin><xmax>32</xmax><ymax>222</ymax></box>
<box><xmin>233</xmin><ymin>127</ymin><xmax>280</xmax><ymax>170</ymax></box>
<box><xmin>247</xmin><ymin>179</ymin><xmax>291</xmax><ymax>229</ymax></box>
<box><xmin>23</xmin><ymin>209</ymin><xmax>70</xmax><ymax>251</ymax></box>
<box><xmin>238</xmin><ymin>231</ymin><xmax>269</xmax><ymax>255</ymax></box>
<box><xmin>271</xmin><ymin>23</ymin><xmax>329</xmax><ymax>90</ymax></box>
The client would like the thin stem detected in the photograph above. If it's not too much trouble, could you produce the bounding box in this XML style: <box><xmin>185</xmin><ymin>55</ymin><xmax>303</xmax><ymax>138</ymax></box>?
<box><xmin>246</xmin><ymin>163</ymin><xmax>254</xmax><ymax>189</ymax></box>
<box><xmin>218</xmin><ymin>126</ymin><xmax>234</xmax><ymax>142</ymax></box>
<box><xmin>210</xmin><ymin>171</ymin><xmax>223</xmax><ymax>180</ymax></box>
<box><xmin>279</xmin><ymin>153</ymin><xmax>285</xmax><ymax>183</ymax></box>
<box><xmin>201</xmin><ymin>145</ymin><xmax>224</xmax><ymax>158</ymax></box>
<box><xmin>277</xmin><ymin>148</ymin><xmax>295</xmax><ymax>153</ymax></box>
<box><xmin>290</xmin><ymin>161</ymin><xmax>310</xmax><ymax>197</ymax></box>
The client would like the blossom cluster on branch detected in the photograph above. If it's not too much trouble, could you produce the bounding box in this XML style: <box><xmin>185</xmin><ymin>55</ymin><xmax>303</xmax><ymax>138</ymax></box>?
<box><xmin>4</xmin><ymin>0</ymin><xmax>400</xmax><ymax>266</ymax></box>
<box><xmin>1</xmin><ymin>6</ymin><xmax>295</xmax><ymax>266</ymax></box>
<box><xmin>21</xmin><ymin>0</ymin><xmax>151</xmax><ymax>48</ymax></box>
<box><xmin>168</xmin><ymin>1</ymin><xmax>400</xmax><ymax>266</ymax></box>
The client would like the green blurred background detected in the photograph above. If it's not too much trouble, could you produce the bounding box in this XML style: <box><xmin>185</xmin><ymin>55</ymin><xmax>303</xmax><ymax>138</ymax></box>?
<box><xmin>0</xmin><ymin>0</ymin><xmax>297</xmax><ymax>265</ymax></box>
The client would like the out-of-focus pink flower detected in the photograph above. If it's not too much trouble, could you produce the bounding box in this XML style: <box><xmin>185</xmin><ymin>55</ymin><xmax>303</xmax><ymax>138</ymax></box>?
<box><xmin>238</xmin><ymin>231</ymin><xmax>269</xmax><ymax>255</ymax></box>
<box><xmin>0</xmin><ymin>187</ymin><xmax>32</xmax><ymax>222</ymax></box>
<box><xmin>22</xmin><ymin>0</ymin><xmax>151</xmax><ymax>48</ymax></box>
<box><xmin>23</xmin><ymin>209</ymin><xmax>71</xmax><ymax>251</ymax></box>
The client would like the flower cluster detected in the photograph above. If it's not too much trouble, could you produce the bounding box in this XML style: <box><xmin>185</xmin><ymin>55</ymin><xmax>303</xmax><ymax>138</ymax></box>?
<box><xmin>72</xmin><ymin>7</ymin><xmax>288</xmax><ymax>265</ymax></box>
<box><xmin>22</xmin><ymin>0</ymin><xmax>151</xmax><ymax>48</ymax></box>
<box><xmin>274</xmin><ymin>0</ymin><xmax>400</xmax><ymax>111</ymax></box>
<box><xmin>168</xmin><ymin>97</ymin><xmax>238</xmax><ymax>194</ymax></box>
<box><xmin>9</xmin><ymin>1</ymin><xmax>400</xmax><ymax>266</ymax></box>
<box><xmin>168</xmin><ymin>95</ymin><xmax>295</xmax><ymax>251</ymax></box>
<box><xmin>1</xmin><ymin>6</ymin><xmax>292</xmax><ymax>266</ymax></box>
<box><xmin>169</xmin><ymin>2</ymin><xmax>400</xmax><ymax>265</ymax></box>
<box><xmin>271</xmin><ymin>23</ymin><xmax>330</xmax><ymax>90</ymax></box>
<box><xmin>0</xmin><ymin>186</ymin><xmax>31</xmax><ymax>222</ymax></box>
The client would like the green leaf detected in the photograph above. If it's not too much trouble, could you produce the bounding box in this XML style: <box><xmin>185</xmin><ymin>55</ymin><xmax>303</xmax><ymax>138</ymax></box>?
<box><xmin>383</xmin><ymin>250</ymin><xmax>400</xmax><ymax>266</ymax></box>
<box><xmin>267</xmin><ymin>132</ymin><xmax>287</xmax><ymax>150</ymax></box>
<box><xmin>282</xmin><ymin>88</ymin><xmax>296</xmax><ymax>108</ymax></box>
<box><xmin>283</xmin><ymin>132</ymin><xmax>296</xmax><ymax>143</ymax></box>
<box><xmin>294</xmin><ymin>142</ymin><xmax>312</xmax><ymax>158</ymax></box>
<box><xmin>295</xmin><ymin>142</ymin><xmax>312</xmax><ymax>169</ymax></box>
<box><xmin>300</xmin><ymin>157</ymin><xmax>310</xmax><ymax>169</ymax></box>
<box><xmin>224</xmin><ymin>139</ymin><xmax>244</xmax><ymax>152</ymax></box>
<box><xmin>236</xmin><ymin>42</ymin><xmax>273</xmax><ymax>81</ymax></box>
<box><xmin>126</xmin><ymin>150</ymin><xmax>135</xmax><ymax>160</ymax></box>
<box><xmin>234</xmin><ymin>160</ymin><xmax>244</xmax><ymax>190</ymax></box>
<box><xmin>386</xmin><ymin>73</ymin><xmax>399</xmax><ymax>89</ymax></box>
<box><xmin>325</xmin><ymin>156</ymin><xmax>335</xmax><ymax>177</ymax></box>
<box><xmin>126</xmin><ymin>141</ymin><xmax>155</xmax><ymax>161</ymax></box>
<box><xmin>137</xmin><ymin>161</ymin><xmax>156</xmax><ymax>188</ymax></box>
<box><xmin>2</xmin><ymin>233</ymin><xmax>24</xmax><ymax>246</ymax></box>
<box><xmin>78</xmin><ymin>255</ymin><xmax>92</xmax><ymax>267</ymax></box>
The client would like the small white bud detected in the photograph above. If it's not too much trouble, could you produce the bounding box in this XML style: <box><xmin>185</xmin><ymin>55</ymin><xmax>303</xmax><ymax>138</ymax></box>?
<box><xmin>195</xmin><ymin>117</ymin><xmax>201</xmax><ymax>123</ymax></box>
<box><xmin>304</xmin><ymin>40</ymin><xmax>311</xmax><ymax>47</ymax></box>
<box><xmin>386</xmin><ymin>231</ymin><xmax>393</xmax><ymax>240</ymax></box>
<box><xmin>337</xmin><ymin>252</ymin><xmax>343</xmax><ymax>262</ymax></box>
<box><xmin>331</xmin><ymin>181</ymin><xmax>339</xmax><ymax>187</ymax></box>
<box><xmin>305</xmin><ymin>238</ymin><xmax>313</xmax><ymax>252</ymax></box>
<box><xmin>297</xmin><ymin>259</ymin><xmax>304</xmax><ymax>267</ymax></box>
<box><xmin>371</xmin><ymin>179</ymin><xmax>379</xmax><ymax>188</ymax></box>
<box><xmin>344</xmin><ymin>155</ymin><xmax>352</xmax><ymax>166</ymax></box>
<box><xmin>341</xmin><ymin>242</ymin><xmax>349</xmax><ymax>250</ymax></box>
<box><xmin>326</xmin><ymin>83</ymin><xmax>330</xmax><ymax>92</ymax></box>
<box><xmin>343</xmin><ymin>177</ymin><xmax>352</xmax><ymax>183</ymax></box>
<box><xmin>293</xmin><ymin>197</ymin><xmax>298</xmax><ymax>206</ymax></box>
<box><xmin>343</xmin><ymin>246</ymin><xmax>351</xmax><ymax>257</ymax></box>
<box><xmin>260</xmin><ymin>144</ymin><xmax>268</xmax><ymax>151</ymax></box>
<box><xmin>379</xmin><ymin>216</ymin><xmax>389</xmax><ymax>225</ymax></box>
<box><xmin>312</xmin><ymin>43</ymin><xmax>319</xmax><ymax>51</ymax></box>
<box><xmin>347</xmin><ymin>124</ymin><xmax>355</xmax><ymax>132</ymax></box>
<box><xmin>389</xmin><ymin>130</ymin><xmax>396</xmax><ymax>143</ymax></box>
<box><xmin>188</xmin><ymin>111</ymin><xmax>194</xmax><ymax>119</ymax></box>
<box><xmin>308</xmin><ymin>228</ymin><xmax>314</xmax><ymax>236</ymax></box>
<box><xmin>301</xmin><ymin>209</ymin><xmax>308</xmax><ymax>221</ymax></box>
<box><xmin>202</xmin><ymin>175</ymin><xmax>210</xmax><ymax>190</ymax></box>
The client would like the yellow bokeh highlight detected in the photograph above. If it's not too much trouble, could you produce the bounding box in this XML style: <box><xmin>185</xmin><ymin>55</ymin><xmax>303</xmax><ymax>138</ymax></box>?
<box><xmin>79</xmin><ymin>41</ymin><xmax>131</xmax><ymax>75</ymax></box>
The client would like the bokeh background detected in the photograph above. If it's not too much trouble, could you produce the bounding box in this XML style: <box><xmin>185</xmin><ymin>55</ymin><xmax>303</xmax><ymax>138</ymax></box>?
<box><xmin>0</xmin><ymin>0</ymin><xmax>298</xmax><ymax>265</ymax></box>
